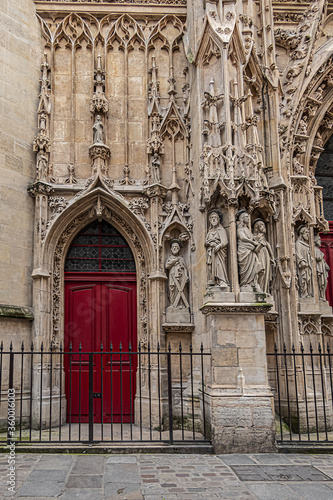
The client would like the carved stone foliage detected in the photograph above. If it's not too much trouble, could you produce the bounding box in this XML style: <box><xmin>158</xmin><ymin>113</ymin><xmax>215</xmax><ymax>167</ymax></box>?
<box><xmin>27</xmin><ymin>181</ymin><xmax>54</xmax><ymax>197</ymax></box>
<box><xmin>52</xmin><ymin>205</ymin><xmax>148</xmax><ymax>347</ymax></box>
<box><xmin>201</xmin><ymin>304</ymin><xmax>272</xmax><ymax>315</ymax></box>
<box><xmin>49</xmin><ymin>197</ymin><xmax>68</xmax><ymax>220</ymax></box>
<box><xmin>128</xmin><ymin>197</ymin><xmax>151</xmax><ymax>231</ymax></box>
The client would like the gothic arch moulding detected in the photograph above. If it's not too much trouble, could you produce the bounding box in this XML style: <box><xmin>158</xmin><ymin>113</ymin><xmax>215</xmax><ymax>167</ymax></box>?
<box><xmin>289</xmin><ymin>43</ymin><xmax>333</xmax><ymax>231</ymax></box>
<box><xmin>41</xmin><ymin>189</ymin><xmax>154</xmax><ymax>348</ymax></box>
<box><xmin>291</xmin><ymin>40</ymin><xmax>333</xmax><ymax>176</ymax></box>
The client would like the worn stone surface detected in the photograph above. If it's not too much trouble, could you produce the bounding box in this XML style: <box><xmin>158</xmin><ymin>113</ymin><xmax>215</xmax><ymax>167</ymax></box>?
<box><xmin>0</xmin><ymin>0</ymin><xmax>40</xmax><ymax>318</ymax></box>
<box><xmin>1</xmin><ymin>453</ymin><xmax>333</xmax><ymax>499</ymax></box>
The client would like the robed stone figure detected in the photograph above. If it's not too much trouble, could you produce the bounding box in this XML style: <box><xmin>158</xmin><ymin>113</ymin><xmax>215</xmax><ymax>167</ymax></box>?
<box><xmin>165</xmin><ymin>240</ymin><xmax>189</xmax><ymax>309</ymax></box>
<box><xmin>295</xmin><ymin>226</ymin><xmax>314</xmax><ymax>298</ymax></box>
<box><xmin>205</xmin><ymin>211</ymin><xmax>230</xmax><ymax>289</ymax></box>
<box><xmin>93</xmin><ymin>115</ymin><xmax>104</xmax><ymax>144</ymax></box>
<box><xmin>253</xmin><ymin>219</ymin><xmax>275</xmax><ymax>294</ymax></box>
<box><xmin>314</xmin><ymin>234</ymin><xmax>330</xmax><ymax>300</ymax></box>
<box><xmin>237</xmin><ymin>211</ymin><xmax>261</xmax><ymax>292</ymax></box>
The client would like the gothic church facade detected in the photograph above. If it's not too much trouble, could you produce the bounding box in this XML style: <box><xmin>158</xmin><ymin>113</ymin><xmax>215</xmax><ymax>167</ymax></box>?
<box><xmin>1</xmin><ymin>0</ymin><xmax>333</xmax><ymax>452</ymax></box>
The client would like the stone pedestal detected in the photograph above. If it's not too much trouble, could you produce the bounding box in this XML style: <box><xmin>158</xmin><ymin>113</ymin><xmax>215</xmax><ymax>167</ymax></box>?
<box><xmin>201</xmin><ymin>303</ymin><xmax>275</xmax><ymax>453</ymax></box>
<box><xmin>165</xmin><ymin>306</ymin><xmax>191</xmax><ymax>323</ymax></box>
<box><xmin>89</xmin><ymin>143</ymin><xmax>110</xmax><ymax>176</ymax></box>
<box><xmin>204</xmin><ymin>287</ymin><xmax>235</xmax><ymax>304</ymax></box>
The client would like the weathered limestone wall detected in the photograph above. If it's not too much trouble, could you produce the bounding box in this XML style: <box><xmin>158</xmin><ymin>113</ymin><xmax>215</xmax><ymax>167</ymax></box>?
<box><xmin>0</xmin><ymin>0</ymin><xmax>41</xmax><ymax>340</ymax></box>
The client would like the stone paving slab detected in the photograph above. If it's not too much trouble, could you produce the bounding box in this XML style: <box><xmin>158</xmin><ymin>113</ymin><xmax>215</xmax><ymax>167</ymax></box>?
<box><xmin>0</xmin><ymin>453</ymin><xmax>332</xmax><ymax>499</ymax></box>
<box><xmin>231</xmin><ymin>464</ymin><xmax>331</xmax><ymax>481</ymax></box>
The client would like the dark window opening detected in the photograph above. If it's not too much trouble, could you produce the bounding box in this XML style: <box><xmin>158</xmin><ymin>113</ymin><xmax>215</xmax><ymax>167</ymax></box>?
<box><xmin>65</xmin><ymin>220</ymin><xmax>136</xmax><ymax>273</ymax></box>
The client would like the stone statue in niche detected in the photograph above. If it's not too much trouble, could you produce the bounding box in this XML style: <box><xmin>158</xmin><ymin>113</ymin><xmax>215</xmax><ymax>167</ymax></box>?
<box><xmin>93</xmin><ymin>115</ymin><xmax>104</xmax><ymax>144</ymax></box>
<box><xmin>314</xmin><ymin>83</ymin><xmax>326</xmax><ymax>101</ymax></box>
<box><xmin>39</xmin><ymin>112</ymin><xmax>47</xmax><ymax>135</ymax></box>
<box><xmin>151</xmin><ymin>153</ymin><xmax>161</xmax><ymax>183</ymax></box>
<box><xmin>205</xmin><ymin>210</ymin><xmax>230</xmax><ymax>290</ymax></box>
<box><xmin>298</xmin><ymin>116</ymin><xmax>308</xmax><ymax>135</ymax></box>
<box><xmin>165</xmin><ymin>240</ymin><xmax>190</xmax><ymax>323</ymax></box>
<box><xmin>252</xmin><ymin>219</ymin><xmax>275</xmax><ymax>294</ymax></box>
<box><xmin>295</xmin><ymin>226</ymin><xmax>314</xmax><ymax>298</ymax></box>
<box><xmin>293</xmin><ymin>153</ymin><xmax>304</xmax><ymax>175</ymax></box>
<box><xmin>236</xmin><ymin>210</ymin><xmax>261</xmax><ymax>293</ymax></box>
<box><xmin>314</xmin><ymin>234</ymin><xmax>330</xmax><ymax>300</ymax></box>
<box><xmin>37</xmin><ymin>153</ymin><xmax>48</xmax><ymax>180</ymax></box>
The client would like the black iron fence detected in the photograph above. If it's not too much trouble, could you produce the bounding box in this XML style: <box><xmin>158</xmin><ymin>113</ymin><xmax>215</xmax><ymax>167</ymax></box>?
<box><xmin>267</xmin><ymin>343</ymin><xmax>333</xmax><ymax>444</ymax></box>
<box><xmin>0</xmin><ymin>342</ymin><xmax>211</xmax><ymax>446</ymax></box>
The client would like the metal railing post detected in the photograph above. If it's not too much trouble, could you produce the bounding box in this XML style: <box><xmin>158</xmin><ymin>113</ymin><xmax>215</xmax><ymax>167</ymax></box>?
<box><xmin>7</xmin><ymin>343</ymin><xmax>14</xmax><ymax>445</ymax></box>
<box><xmin>167</xmin><ymin>343</ymin><xmax>173</xmax><ymax>445</ymax></box>
<box><xmin>89</xmin><ymin>352</ymin><xmax>94</xmax><ymax>444</ymax></box>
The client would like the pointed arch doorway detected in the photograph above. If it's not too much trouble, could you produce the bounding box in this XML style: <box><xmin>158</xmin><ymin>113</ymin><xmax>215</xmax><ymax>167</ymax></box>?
<box><xmin>64</xmin><ymin>219</ymin><xmax>137</xmax><ymax>423</ymax></box>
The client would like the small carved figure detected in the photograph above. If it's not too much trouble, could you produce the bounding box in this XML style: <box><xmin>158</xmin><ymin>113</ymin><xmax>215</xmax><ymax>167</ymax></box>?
<box><xmin>65</xmin><ymin>164</ymin><xmax>77</xmax><ymax>184</ymax></box>
<box><xmin>253</xmin><ymin>220</ymin><xmax>276</xmax><ymax>294</ymax></box>
<box><xmin>165</xmin><ymin>240</ymin><xmax>189</xmax><ymax>309</ymax></box>
<box><xmin>293</xmin><ymin>153</ymin><xmax>304</xmax><ymax>175</ymax></box>
<box><xmin>314</xmin><ymin>130</ymin><xmax>323</xmax><ymax>148</ymax></box>
<box><xmin>295</xmin><ymin>226</ymin><xmax>314</xmax><ymax>298</ymax></box>
<box><xmin>93</xmin><ymin>115</ymin><xmax>104</xmax><ymax>144</ymax></box>
<box><xmin>205</xmin><ymin>210</ymin><xmax>230</xmax><ymax>288</ymax></box>
<box><xmin>314</xmin><ymin>83</ymin><xmax>325</xmax><ymax>101</ymax></box>
<box><xmin>314</xmin><ymin>234</ymin><xmax>330</xmax><ymax>300</ymax></box>
<box><xmin>298</xmin><ymin>116</ymin><xmax>308</xmax><ymax>135</ymax></box>
<box><xmin>237</xmin><ymin>211</ymin><xmax>261</xmax><ymax>292</ymax></box>
<box><xmin>37</xmin><ymin>153</ymin><xmax>48</xmax><ymax>180</ymax></box>
<box><xmin>39</xmin><ymin>112</ymin><xmax>47</xmax><ymax>135</ymax></box>
<box><xmin>151</xmin><ymin>153</ymin><xmax>161</xmax><ymax>183</ymax></box>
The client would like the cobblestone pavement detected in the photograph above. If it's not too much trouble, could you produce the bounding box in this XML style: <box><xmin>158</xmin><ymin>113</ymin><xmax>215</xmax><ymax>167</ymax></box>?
<box><xmin>0</xmin><ymin>453</ymin><xmax>333</xmax><ymax>499</ymax></box>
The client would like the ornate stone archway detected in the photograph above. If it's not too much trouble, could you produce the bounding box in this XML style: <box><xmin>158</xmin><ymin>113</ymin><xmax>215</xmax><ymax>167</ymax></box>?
<box><xmin>33</xmin><ymin>188</ymin><xmax>154</xmax><ymax>349</ymax></box>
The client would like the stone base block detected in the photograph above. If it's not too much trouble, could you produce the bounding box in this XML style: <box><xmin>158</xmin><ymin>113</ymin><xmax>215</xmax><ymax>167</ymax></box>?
<box><xmin>239</xmin><ymin>291</ymin><xmax>269</xmax><ymax>303</ymax></box>
<box><xmin>31</xmin><ymin>394</ymin><xmax>67</xmax><ymax>429</ymax></box>
<box><xmin>319</xmin><ymin>301</ymin><xmax>332</xmax><ymax>315</ymax></box>
<box><xmin>166</xmin><ymin>306</ymin><xmax>191</xmax><ymax>323</ymax></box>
<box><xmin>298</xmin><ymin>298</ymin><xmax>332</xmax><ymax>314</ymax></box>
<box><xmin>206</xmin><ymin>394</ymin><xmax>276</xmax><ymax>454</ymax></box>
<box><xmin>203</xmin><ymin>288</ymin><xmax>235</xmax><ymax>304</ymax></box>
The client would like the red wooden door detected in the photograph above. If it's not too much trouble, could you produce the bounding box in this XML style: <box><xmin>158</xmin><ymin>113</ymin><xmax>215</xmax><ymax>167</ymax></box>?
<box><xmin>321</xmin><ymin>221</ymin><xmax>333</xmax><ymax>307</ymax></box>
<box><xmin>63</xmin><ymin>220</ymin><xmax>137</xmax><ymax>423</ymax></box>
<box><xmin>64</xmin><ymin>276</ymin><xmax>137</xmax><ymax>423</ymax></box>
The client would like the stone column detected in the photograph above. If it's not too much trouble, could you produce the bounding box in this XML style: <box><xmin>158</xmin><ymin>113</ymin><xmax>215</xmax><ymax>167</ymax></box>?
<box><xmin>201</xmin><ymin>303</ymin><xmax>275</xmax><ymax>453</ymax></box>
